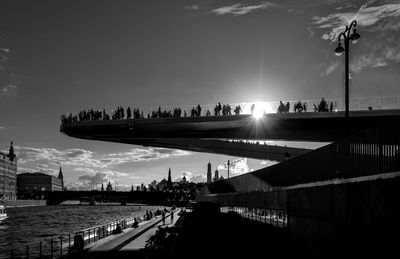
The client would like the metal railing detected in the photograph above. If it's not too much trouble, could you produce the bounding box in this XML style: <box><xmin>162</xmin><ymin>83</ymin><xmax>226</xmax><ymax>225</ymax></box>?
<box><xmin>4</xmin><ymin>216</ymin><xmax>140</xmax><ymax>259</ymax></box>
<box><xmin>221</xmin><ymin>206</ymin><xmax>287</xmax><ymax>228</ymax></box>
<box><xmin>204</xmin><ymin>117</ymin><xmax>400</xmax><ymax>193</ymax></box>
<box><xmin>60</xmin><ymin>96</ymin><xmax>400</xmax><ymax>124</ymax></box>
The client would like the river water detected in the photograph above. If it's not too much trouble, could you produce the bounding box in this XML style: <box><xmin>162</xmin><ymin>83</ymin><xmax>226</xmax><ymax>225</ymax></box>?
<box><xmin>0</xmin><ymin>205</ymin><xmax>163</xmax><ymax>257</ymax></box>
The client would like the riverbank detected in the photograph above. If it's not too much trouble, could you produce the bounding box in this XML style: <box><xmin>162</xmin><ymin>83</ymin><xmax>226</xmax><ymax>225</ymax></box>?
<box><xmin>0</xmin><ymin>205</ymin><xmax>165</xmax><ymax>258</ymax></box>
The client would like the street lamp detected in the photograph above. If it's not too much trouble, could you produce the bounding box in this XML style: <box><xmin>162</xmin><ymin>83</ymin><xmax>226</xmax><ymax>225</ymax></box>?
<box><xmin>227</xmin><ymin>160</ymin><xmax>230</xmax><ymax>179</ymax></box>
<box><xmin>334</xmin><ymin>20</ymin><xmax>360</xmax><ymax>119</ymax></box>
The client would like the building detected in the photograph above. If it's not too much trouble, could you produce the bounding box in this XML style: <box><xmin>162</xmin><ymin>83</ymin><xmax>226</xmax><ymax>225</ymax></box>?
<box><xmin>0</xmin><ymin>142</ymin><xmax>17</xmax><ymax>200</ymax></box>
<box><xmin>148</xmin><ymin>180</ymin><xmax>157</xmax><ymax>192</ymax></box>
<box><xmin>207</xmin><ymin>162</ymin><xmax>212</xmax><ymax>183</ymax></box>
<box><xmin>106</xmin><ymin>181</ymin><xmax>113</xmax><ymax>191</ymax></box>
<box><xmin>158</xmin><ymin>178</ymin><xmax>168</xmax><ymax>191</ymax></box>
<box><xmin>17</xmin><ymin>172</ymin><xmax>62</xmax><ymax>192</ymax></box>
<box><xmin>58</xmin><ymin>166</ymin><xmax>64</xmax><ymax>190</ymax></box>
<box><xmin>213</xmin><ymin>169</ymin><xmax>219</xmax><ymax>182</ymax></box>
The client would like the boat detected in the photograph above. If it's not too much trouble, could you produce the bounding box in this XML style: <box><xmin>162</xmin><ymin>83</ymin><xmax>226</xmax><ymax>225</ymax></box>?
<box><xmin>0</xmin><ymin>205</ymin><xmax>7</xmax><ymax>221</ymax></box>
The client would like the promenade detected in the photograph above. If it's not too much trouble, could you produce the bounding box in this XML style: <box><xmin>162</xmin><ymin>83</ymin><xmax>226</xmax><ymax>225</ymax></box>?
<box><xmin>79</xmin><ymin>209</ymin><xmax>181</xmax><ymax>259</ymax></box>
<box><xmin>75</xmin><ymin>207</ymin><xmax>288</xmax><ymax>259</ymax></box>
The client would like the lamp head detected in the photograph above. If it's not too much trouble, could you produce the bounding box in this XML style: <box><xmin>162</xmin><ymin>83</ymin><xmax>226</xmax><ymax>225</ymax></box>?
<box><xmin>350</xmin><ymin>29</ymin><xmax>360</xmax><ymax>43</ymax></box>
<box><xmin>335</xmin><ymin>42</ymin><xmax>345</xmax><ymax>56</ymax></box>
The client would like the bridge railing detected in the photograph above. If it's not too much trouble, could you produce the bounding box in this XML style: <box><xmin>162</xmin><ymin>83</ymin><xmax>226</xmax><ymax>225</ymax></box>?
<box><xmin>204</xmin><ymin>117</ymin><xmax>400</xmax><ymax>194</ymax></box>
<box><xmin>3</xmin><ymin>214</ymin><xmax>144</xmax><ymax>259</ymax></box>
<box><xmin>60</xmin><ymin>96</ymin><xmax>400</xmax><ymax>124</ymax></box>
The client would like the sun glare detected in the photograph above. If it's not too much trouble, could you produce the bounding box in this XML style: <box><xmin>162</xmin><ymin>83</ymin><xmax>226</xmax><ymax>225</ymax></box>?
<box><xmin>252</xmin><ymin>102</ymin><xmax>264</xmax><ymax>120</ymax></box>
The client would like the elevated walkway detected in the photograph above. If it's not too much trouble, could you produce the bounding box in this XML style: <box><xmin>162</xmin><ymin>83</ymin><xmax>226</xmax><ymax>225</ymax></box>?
<box><xmin>61</xmin><ymin>110</ymin><xmax>400</xmax><ymax>160</ymax></box>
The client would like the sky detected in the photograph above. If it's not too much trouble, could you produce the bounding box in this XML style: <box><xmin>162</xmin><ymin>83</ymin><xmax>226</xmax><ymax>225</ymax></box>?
<box><xmin>1</xmin><ymin>0</ymin><xmax>400</xmax><ymax>190</ymax></box>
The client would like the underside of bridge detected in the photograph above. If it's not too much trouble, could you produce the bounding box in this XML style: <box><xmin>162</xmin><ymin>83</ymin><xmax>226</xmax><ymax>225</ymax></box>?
<box><xmin>60</xmin><ymin>109</ymin><xmax>400</xmax><ymax>160</ymax></box>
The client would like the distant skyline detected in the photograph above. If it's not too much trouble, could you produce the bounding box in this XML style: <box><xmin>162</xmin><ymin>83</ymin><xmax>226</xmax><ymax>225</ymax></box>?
<box><xmin>1</xmin><ymin>0</ymin><xmax>399</xmax><ymax>190</ymax></box>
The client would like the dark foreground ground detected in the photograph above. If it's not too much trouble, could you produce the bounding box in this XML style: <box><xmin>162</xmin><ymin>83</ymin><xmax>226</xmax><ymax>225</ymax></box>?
<box><xmin>78</xmin><ymin>211</ymin><xmax>287</xmax><ymax>259</ymax></box>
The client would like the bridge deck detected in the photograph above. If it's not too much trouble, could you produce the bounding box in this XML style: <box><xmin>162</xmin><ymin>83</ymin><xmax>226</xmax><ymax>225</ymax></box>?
<box><xmin>61</xmin><ymin>110</ymin><xmax>400</xmax><ymax>142</ymax></box>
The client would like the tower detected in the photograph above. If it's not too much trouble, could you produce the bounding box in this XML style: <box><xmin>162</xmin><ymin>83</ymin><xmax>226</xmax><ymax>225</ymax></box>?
<box><xmin>58</xmin><ymin>166</ymin><xmax>64</xmax><ymax>190</ymax></box>
<box><xmin>167</xmin><ymin>168</ymin><xmax>172</xmax><ymax>188</ymax></box>
<box><xmin>101</xmin><ymin>182</ymin><xmax>104</xmax><ymax>192</ymax></box>
<box><xmin>106</xmin><ymin>181</ymin><xmax>113</xmax><ymax>191</ymax></box>
<box><xmin>207</xmin><ymin>162</ymin><xmax>212</xmax><ymax>183</ymax></box>
<box><xmin>214</xmin><ymin>169</ymin><xmax>219</xmax><ymax>182</ymax></box>
<box><xmin>8</xmin><ymin>141</ymin><xmax>16</xmax><ymax>162</ymax></box>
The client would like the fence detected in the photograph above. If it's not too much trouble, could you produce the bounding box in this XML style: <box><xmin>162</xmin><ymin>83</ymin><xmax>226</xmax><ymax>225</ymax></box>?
<box><xmin>221</xmin><ymin>206</ymin><xmax>287</xmax><ymax>228</ymax></box>
<box><xmin>4</xmin><ymin>216</ymin><xmax>139</xmax><ymax>259</ymax></box>
<box><xmin>204</xmin><ymin>117</ymin><xmax>400</xmax><ymax>191</ymax></box>
<box><xmin>61</xmin><ymin>96</ymin><xmax>400</xmax><ymax>123</ymax></box>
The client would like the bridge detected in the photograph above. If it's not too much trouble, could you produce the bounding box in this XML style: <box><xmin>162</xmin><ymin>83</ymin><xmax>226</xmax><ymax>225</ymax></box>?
<box><xmin>61</xmin><ymin>109</ymin><xmax>400</xmax><ymax>160</ymax></box>
<box><xmin>60</xmin><ymin>101</ymin><xmax>400</xmax><ymax>257</ymax></box>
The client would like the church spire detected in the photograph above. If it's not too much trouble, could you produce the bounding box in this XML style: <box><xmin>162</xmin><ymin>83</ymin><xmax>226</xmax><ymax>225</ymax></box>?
<box><xmin>58</xmin><ymin>165</ymin><xmax>64</xmax><ymax>190</ymax></box>
<box><xmin>8</xmin><ymin>141</ymin><xmax>16</xmax><ymax>161</ymax></box>
<box><xmin>167</xmin><ymin>168</ymin><xmax>172</xmax><ymax>187</ymax></box>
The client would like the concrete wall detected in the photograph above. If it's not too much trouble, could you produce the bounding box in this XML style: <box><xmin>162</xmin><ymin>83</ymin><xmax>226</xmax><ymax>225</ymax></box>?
<box><xmin>198</xmin><ymin>174</ymin><xmax>400</xmax><ymax>258</ymax></box>
<box><xmin>287</xmin><ymin>175</ymin><xmax>400</xmax><ymax>258</ymax></box>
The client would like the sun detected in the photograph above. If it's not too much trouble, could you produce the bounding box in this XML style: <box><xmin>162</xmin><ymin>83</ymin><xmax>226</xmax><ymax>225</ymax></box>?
<box><xmin>252</xmin><ymin>102</ymin><xmax>264</xmax><ymax>120</ymax></box>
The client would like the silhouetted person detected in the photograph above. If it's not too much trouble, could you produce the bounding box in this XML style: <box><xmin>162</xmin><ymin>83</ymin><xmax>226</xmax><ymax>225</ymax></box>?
<box><xmin>171</xmin><ymin>210</ymin><xmax>174</xmax><ymax>223</ymax></box>
<box><xmin>251</xmin><ymin>104</ymin><xmax>255</xmax><ymax>114</ymax></box>
<box><xmin>285</xmin><ymin>102</ymin><xmax>290</xmax><ymax>113</ymax></box>
<box><xmin>127</xmin><ymin>107</ymin><xmax>132</xmax><ymax>119</ymax></box>
<box><xmin>73</xmin><ymin>234</ymin><xmax>84</xmax><ymax>252</ymax></box>
<box><xmin>329</xmin><ymin>102</ymin><xmax>333</xmax><ymax>112</ymax></box>
<box><xmin>162</xmin><ymin>211</ymin><xmax>166</xmax><ymax>225</ymax></box>
<box><xmin>113</xmin><ymin>223</ymin><xmax>122</xmax><ymax>234</ymax></box>
<box><xmin>278</xmin><ymin>101</ymin><xmax>285</xmax><ymax>113</ymax></box>
<box><xmin>132</xmin><ymin>218</ymin><xmax>139</xmax><ymax>228</ymax></box>
<box><xmin>319</xmin><ymin>98</ymin><xmax>327</xmax><ymax>112</ymax></box>
<box><xmin>368</xmin><ymin>106</ymin><xmax>373</xmax><ymax>111</ymax></box>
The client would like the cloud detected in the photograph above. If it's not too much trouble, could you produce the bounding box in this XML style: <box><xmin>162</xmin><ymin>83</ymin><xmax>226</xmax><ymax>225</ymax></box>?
<box><xmin>307</xmin><ymin>27</ymin><xmax>315</xmax><ymax>38</ymax></box>
<box><xmin>71</xmin><ymin>170</ymin><xmax>129</xmax><ymax>191</ymax></box>
<box><xmin>217</xmin><ymin>158</ymin><xmax>251</xmax><ymax>176</ymax></box>
<box><xmin>184</xmin><ymin>5</ymin><xmax>199</xmax><ymax>10</ymax></box>
<box><xmin>174</xmin><ymin>171</ymin><xmax>207</xmax><ymax>183</ymax></box>
<box><xmin>0</xmin><ymin>126</ymin><xmax>4</xmax><ymax>130</ymax></box>
<box><xmin>321</xmin><ymin>61</ymin><xmax>340</xmax><ymax>76</ymax></box>
<box><xmin>14</xmin><ymin>146</ymin><xmax>190</xmax><ymax>168</ymax></box>
<box><xmin>78</xmin><ymin>172</ymin><xmax>108</xmax><ymax>184</ymax></box>
<box><xmin>189</xmin><ymin>174</ymin><xmax>207</xmax><ymax>183</ymax></box>
<box><xmin>312</xmin><ymin>2</ymin><xmax>400</xmax><ymax>42</ymax></box>
<box><xmin>260</xmin><ymin>160</ymin><xmax>278</xmax><ymax>167</ymax></box>
<box><xmin>103</xmin><ymin>148</ymin><xmax>190</xmax><ymax>165</ymax></box>
<box><xmin>313</xmin><ymin>2</ymin><xmax>400</xmax><ymax>72</ymax></box>
<box><xmin>1</xmin><ymin>84</ymin><xmax>17</xmax><ymax>95</ymax></box>
<box><xmin>212</xmin><ymin>2</ymin><xmax>277</xmax><ymax>16</ymax></box>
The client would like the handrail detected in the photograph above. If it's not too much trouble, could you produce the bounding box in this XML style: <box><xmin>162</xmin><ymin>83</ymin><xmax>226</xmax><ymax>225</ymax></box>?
<box><xmin>60</xmin><ymin>96</ymin><xmax>400</xmax><ymax>125</ymax></box>
<box><xmin>204</xmin><ymin>117</ymin><xmax>400</xmax><ymax>194</ymax></box>
<box><xmin>3</xmin><ymin>211</ymin><xmax>162</xmax><ymax>259</ymax></box>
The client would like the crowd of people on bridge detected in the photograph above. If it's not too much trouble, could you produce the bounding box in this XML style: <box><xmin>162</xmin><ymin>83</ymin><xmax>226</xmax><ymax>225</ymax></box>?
<box><xmin>61</xmin><ymin>98</ymin><xmax>338</xmax><ymax>125</ymax></box>
<box><xmin>277</xmin><ymin>98</ymin><xmax>335</xmax><ymax>113</ymax></box>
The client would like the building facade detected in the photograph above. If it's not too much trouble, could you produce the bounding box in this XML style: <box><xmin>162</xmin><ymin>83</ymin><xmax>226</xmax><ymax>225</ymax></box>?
<box><xmin>0</xmin><ymin>142</ymin><xmax>17</xmax><ymax>200</ymax></box>
<box><xmin>17</xmin><ymin>173</ymin><xmax>63</xmax><ymax>192</ymax></box>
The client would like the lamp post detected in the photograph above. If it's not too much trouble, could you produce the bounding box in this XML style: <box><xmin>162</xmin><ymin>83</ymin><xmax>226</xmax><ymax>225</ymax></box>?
<box><xmin>227</xmin><ymin>160</ymin><xmax>230</xmax><ymax>179</ymax></box>
<box><xmin>334</xmin><ymin>20</ymin><xmax>360</xmax><ymax>119</ymax></box>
